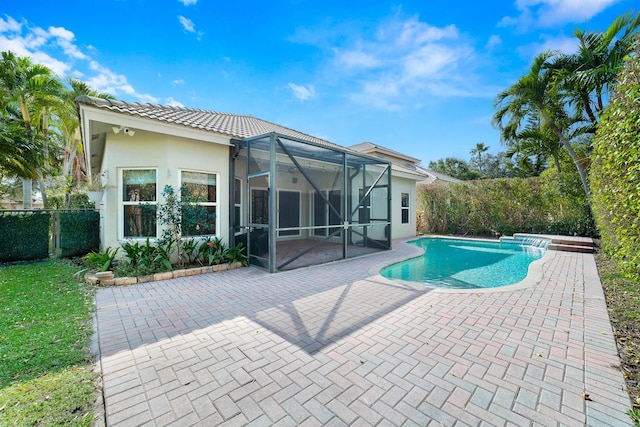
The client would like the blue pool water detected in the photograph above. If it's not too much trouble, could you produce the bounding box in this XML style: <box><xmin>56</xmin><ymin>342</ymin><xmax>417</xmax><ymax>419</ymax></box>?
<box><xmin>381</xmin><ymin>237</ymin><xmax>547</xmax><ymax>289</ymax></box>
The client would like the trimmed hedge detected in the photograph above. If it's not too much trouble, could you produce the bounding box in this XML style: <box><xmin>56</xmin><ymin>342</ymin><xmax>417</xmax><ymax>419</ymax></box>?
<box><xmin>59</xmin><ymin>211</ymin><xmax>100</xmax><ymax>258</ymax></box>
<box><xmin>417</xmin><ymin>175</ymin><xmax>595</xmax><ymax>238</ymax></box>
<box><xmin>590</xmin><ymin>40</ymin><xmax>640</xmax><ymax>281</ymax></box>
<box><xmin>0</xmin><ymin>213</ymin><xmax>50</xmax><ymax>262</ymax></box>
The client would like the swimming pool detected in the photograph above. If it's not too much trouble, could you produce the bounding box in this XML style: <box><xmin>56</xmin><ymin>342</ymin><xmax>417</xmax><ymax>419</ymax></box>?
<box><xmin>381</xmin><ymin>237</ymin><xmax>547</xmax><ymax>289</ymax></box>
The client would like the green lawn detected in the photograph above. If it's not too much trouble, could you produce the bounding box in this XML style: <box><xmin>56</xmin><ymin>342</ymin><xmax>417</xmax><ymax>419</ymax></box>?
<box><xmin>0</xmin><ymin>260</ymin><xmax>97</xmax><ymax>426</ymax></box>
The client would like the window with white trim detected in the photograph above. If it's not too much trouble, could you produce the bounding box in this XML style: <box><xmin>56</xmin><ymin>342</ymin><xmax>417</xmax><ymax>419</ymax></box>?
<box><xmin>122</xmin><ymin>169</ymin><xmax>157</xmax><ymax>238</ymax></box>
<box><xmin>181</xmin><ymin>171</ymin><xmax>218</xmax><ymax>236</ymax></box>
<box><xmin>401</xmin><ymin>192</ymin><xmax>410</xmax><ymax>224</ymax></box>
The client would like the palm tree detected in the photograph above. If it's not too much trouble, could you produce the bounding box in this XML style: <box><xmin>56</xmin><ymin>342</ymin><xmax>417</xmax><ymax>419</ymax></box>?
<box><xmin>57</xmin><ymin>78</ymin><xmax>113</xmax><ymax>204</ymax></box>
<box><xmin>551</xmin><ymin>11</ymin><xmax>640</xmax><ymax>126</ymax></box>
<box><xmin>469</xmin><ymin>142</ymin><xmax>489</xmax><ymax>176</ymax></box>
<box><xmin>0</xmin><ymin>51</ymin><xmax>62</xmax><ymax>209</ymax></box>
<box><xmin>493</xmin><ymin>52</ymin><xmax>592</xmax><ymax>198</ymax></box>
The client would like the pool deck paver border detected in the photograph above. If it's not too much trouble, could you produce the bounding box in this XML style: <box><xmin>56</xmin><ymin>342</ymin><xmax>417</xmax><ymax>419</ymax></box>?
<box><xmin>93</xmin><ymin>237</ymin><xmax>632</xmax><ymax>426</ymax></box>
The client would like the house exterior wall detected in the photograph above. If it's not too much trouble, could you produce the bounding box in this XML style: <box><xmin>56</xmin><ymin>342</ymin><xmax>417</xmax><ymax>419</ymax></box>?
<box><xmin>99</xmin><ymin>129</ymin><xmax>231</xmax><ymax>250</ymax></box>
<box><xmin>391</xmin><ymin>175</ymin><xmax>418</xmax><ymax>239</ymax></box>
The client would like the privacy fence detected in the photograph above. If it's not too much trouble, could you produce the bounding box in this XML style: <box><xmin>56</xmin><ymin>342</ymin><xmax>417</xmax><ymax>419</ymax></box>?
<box><xmin>0</xmin><ymin>209</ymin><xmax>99</xmax><ymax>263</ymax></box>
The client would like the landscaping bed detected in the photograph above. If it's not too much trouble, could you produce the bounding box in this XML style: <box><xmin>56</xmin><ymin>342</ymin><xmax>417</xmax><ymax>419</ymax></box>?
<box><xmin>596</xmin><ymin>251</ymin><xmax>640</xmax><ymax>424</ymax></box>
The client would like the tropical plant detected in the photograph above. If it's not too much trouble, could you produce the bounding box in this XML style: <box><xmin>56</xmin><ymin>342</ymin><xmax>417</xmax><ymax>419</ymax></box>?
<box><xmin>224</xmin><ymin>243</ymin><xmax>249</xmax><ymax>266</ymax></box>
<box><xmin>197</xmin><ymin>237</ymin><xmax>226</xmax><ymax>266</ymax></box>
<box><xmin>117</xmin><ymin>238</ymin><xmax>173</xmax><ymax>276</ymax></box>
<box><xmin>469</xmin><ymin>142</ymin><xmax>489</xmax><ymax>173</ymax></box>
<box><xmin>59</xmin><ymin>79</ymin><xmax>113</xmax><ymax>201</ymax></box>
<box><xmin>428</xmin><ymin>157</ymin><xmax>482</xmax><ymax>181</ymax></box>
<box><xmin>493</xmin><ymin>51</ymin><xmax>592</xmax><ymax>198</ymax></box>
<box><xmin>0</xmin><ymin>51</ymin><xmax>63</xmax><ymax>208</ymax></box>
<box><xmin>550</xmin><ymin>11</ymin><xmax>640</xmax><ymax>126</ymax></box>
<box><xmin>83</xmin><ymin>247</ymin><xmax>120</xmax><ymax>272</ymax></box>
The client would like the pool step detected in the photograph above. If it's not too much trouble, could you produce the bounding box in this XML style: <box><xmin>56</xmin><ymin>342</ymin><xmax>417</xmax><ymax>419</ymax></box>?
<box><xmin>511</xmin><ymin>233</ymin><xmax>596</xmax><ymax>254</ymax></box>
<box><xmin>548</xmin><ymin>243</ymin><xmax>594</xmax><ymax>253</ymax></box>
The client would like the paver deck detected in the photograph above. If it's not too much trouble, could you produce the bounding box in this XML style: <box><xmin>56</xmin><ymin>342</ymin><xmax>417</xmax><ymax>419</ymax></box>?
<box><xmin>93</xmin><ymin>238</ymin><xmax>632</xmax><ymax>426</ymax></box>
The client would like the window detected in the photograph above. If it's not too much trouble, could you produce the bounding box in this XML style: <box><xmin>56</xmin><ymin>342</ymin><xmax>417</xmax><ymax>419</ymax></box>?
<box><xmin>234</xmin><ymin>178</ymin><xmax>242</xmax><ymax>234</ymax></box>
<box><xmin>122</xmin><ymin>169</ymin><xmax>157</xmax><ymax>238</ymax></box>
<box><xmin>401</xmin><ymin>192</ymin><xmax>410</xmax><ymax>224</ymax></box>
<box><xmin>181</xmin><ymin>171</ymin><xmax>218</xmax><ymax>235</ymax></box>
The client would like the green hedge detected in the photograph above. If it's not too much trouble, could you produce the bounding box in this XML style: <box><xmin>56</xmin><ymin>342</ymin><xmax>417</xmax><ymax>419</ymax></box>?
<box><xmin>59</xmin><ymin>211</ymin><xmax>100</xmax><ymax>258</ymax></box>
<box><xmin>0</xmin><ymin>213</ymin><xmax>50</xmax><ymax>262</ymax></box>
<box><xmin>590</xmin><ymin>40</ymin><xmax>640</xmax><ymax>281</ymax></box>
<box><xmin>417</xmin><ymin>175</ymin><xmax>595</xmax><ymax>237</ymax></box>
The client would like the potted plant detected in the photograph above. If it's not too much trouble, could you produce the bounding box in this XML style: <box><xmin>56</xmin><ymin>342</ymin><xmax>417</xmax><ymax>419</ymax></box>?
<box><xmin>85</xmin><ymin>174</ymin><xmax>108</xmax><ymax>202</ymax></box>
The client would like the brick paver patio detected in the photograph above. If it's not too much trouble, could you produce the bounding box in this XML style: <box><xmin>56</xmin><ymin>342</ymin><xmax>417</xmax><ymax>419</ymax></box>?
<box><xmin>93</xmin><ymin>238</ymin><xmax>632</xmax><ymax>426</ymax></box>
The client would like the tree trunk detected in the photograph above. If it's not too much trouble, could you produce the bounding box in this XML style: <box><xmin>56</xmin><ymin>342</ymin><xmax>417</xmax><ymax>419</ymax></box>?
<box><xmin>552</xmin><ymin>154</ymin><xmax>562</xmax><ymax>173</ymax></box>
<box><xmin>21</xmin><ymin>178</ymin><xmax>32</xmax><ymax>209</ymax></box>
<box><xmin>545</xmin><ymin>114</ymin><xmax>591</xmax><ymax>199</ymax></box>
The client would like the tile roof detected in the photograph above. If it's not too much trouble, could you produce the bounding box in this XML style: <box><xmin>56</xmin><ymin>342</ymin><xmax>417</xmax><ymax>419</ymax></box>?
<box><xmin>76</xmin><ymin>96</ymin><xmax>429</xmax><ymax>179</ymax></box>
<box><xmin>75</xmin><ymin>96</ymin><xmax>337</xmax><ymax>148</ymax></box>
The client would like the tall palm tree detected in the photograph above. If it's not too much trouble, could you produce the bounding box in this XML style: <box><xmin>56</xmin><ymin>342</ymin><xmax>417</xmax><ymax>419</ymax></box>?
<box><xmin>469</xmin><ymin>142</ymin><xmax>489</xmax><ymax>176</ymax></box>
<box><xmin>493</xmin><ymin>52</ymin><xmax>592</xmax><ymax>198</ymax></box>
<box><xmin>504</xmin><ymin>119</ymin><xmax>563</xmax><ymax>173</ymax></box>
<box><xmin>0</xmin><ymin>51</ymin><xmax>62</xmax><ymax>209</ymax></box>
<box><xmin>58</xmin><ymin>78</ymin><xmax>113</xmax><ymax>204</ymax></box>
<box><xmin>551</xmin><ymin>11</ymin><xmax>640</xmax><ymax>126</ymax></box>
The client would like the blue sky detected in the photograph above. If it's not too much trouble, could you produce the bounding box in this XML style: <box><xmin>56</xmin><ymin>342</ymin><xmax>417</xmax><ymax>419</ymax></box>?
<box><xmin>1</xmin><ymin>0</ymin><xmax>635</xmax><ymax>165</ymax></box>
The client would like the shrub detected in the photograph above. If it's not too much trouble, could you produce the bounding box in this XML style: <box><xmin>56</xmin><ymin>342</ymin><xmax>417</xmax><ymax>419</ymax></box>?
<box><xmin>0</xmin><ymin>212</ymin><xmax>50</xmax><ymax>262</ymax></box>
<box><xmin>116</xmin><ymin>238</ymin><xmax>173</xmax><ymax>277</ymax></box>
<box><xmin>83</xmin><ymin>247</ymin><xmax>119</xmax><ymax>272</ymax></box>
<box><xmin>417</xmin><ymin>174</ymin><xmax>595</xmax><ymax>238</ymax></box>
<box><xmin>590</xmin><ymin>39</ymin><xmax>640</xmax><ymax>281</ymax></box>
<box><xmin>58</xmin><ymin>211</ymin><xmax>100</xmax><ymax>258</ymax></box>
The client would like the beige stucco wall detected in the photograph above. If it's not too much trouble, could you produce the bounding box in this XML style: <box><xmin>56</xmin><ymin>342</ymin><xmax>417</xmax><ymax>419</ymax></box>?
<box><xmin>391</xmin><ymin>175</ymin><xmax>418</xmax><ymax>239</ymax></box>
<box><xmin>98</xmin><ymin>129</ymin><xmax>231</xmax><ymax>250</ymax></box>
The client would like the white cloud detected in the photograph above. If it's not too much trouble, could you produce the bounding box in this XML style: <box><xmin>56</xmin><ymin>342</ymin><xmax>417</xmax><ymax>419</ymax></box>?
<box><xmin>87</xmin><ymin>61</ymin><xmax>159</xmax><ymax>103</ymax></box>
<box><xmin>178</xmin><ymin>0</ymin><xmax>198</xmax><ymax>5</ymax></box>
<box><xmin>48</xmin><ymin>26</ymin><xmax>87</xmax><ymax>59</ymax></box>
<box><xmin>178</xmin><ymin>15</ymin><xmax>195</xmax><ymax>33</ymax></box>
<box><xmin>288</xmin><ymin>83</ymin><xmax>316</xmax><ymax>101</ymax></box>
<box><xmin>166</xmin><ymin>97</ymin><xmax>185</xmax><ymax>107</ymax></box>
<box><xmin>313</xmin><ymin>15</ymin><xmax>484</xmax><ymax>110</ymax></box>
<box><xmin>0</xmin><ymin>15</ymin><xmax>160</xmax><ymax>103</ymax></box>
<box><xmin>0</xmin><ymin>15</ymin><xmax>21</xmax><ymax>32</ymax></box>
<box><xmin>172</xmin><ymin>79</ymin><xmax>185</xmax><ymax>85</ymax></box>
<box><xmin>518</xmin><ymin>34</ymin><xmax>578</xmax><ymax>58</ymax></box>
<box><xmin>502</xmin><ymin>0</ymin><xmax>620</xmax><ymax>28</ymax></box>
<box><xmin>486</xmin><ymin>35</ymin><xmax>502</xmax><ymax>49</ymax></box>
<box><xmin>335</xmin><ymin>50</ymin><xmax>380</xmax><ymax>69</ymax></box>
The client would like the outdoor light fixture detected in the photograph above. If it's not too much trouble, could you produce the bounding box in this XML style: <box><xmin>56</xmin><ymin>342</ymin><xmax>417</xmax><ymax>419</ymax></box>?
<box><xmin>112</xmin><ymin>126</ymin><xmax>135</xmax><ymax>136</ymax></box>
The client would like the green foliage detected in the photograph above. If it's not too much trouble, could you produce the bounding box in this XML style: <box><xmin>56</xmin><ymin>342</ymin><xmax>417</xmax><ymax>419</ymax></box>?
<box><xmin>0</xmin><ymin>212</ymin><xmax>49</xmax><ymax>262</ymax></box>
<box><xmin>59</xmin><ymin>211</ymin><xmax>100</xmax><ymax>258</ymax></box>
<box><xmin>154</xmin><ymin>185</ymin><xmax>216</xmax><ymax>268</ymax></box>
<box><xmin>83</xmin><ymin>247</ymin><xmax>119</xmax><ymax>272</ymax></box>
<box><xmin>45</xmin><ymin>191</ymin><xmax>94</xmax><ymax>209</ymax></box>
<box><xmin>180</xmin><ymin>237</ymin><xmax>200</xmax><ymax>265</ymax></box>
<box><xmin>591</xmin><ymin>38</ymin><xmax>640</xmax><ymax>281</ymax></box>
<box><xmin>417</xmin><ymin>175</ymin><xmax>595</xmax><ymax>237</ymax></box>
<box><xmin>198</xmin><ymin>237</ymin><xmax>227</xmax><ymax>266</ymax></box>
<box><xmin>224</xmin><ymin>242</ymin><xmax>249</xmax><ymax>266</ymax></box>
<box><xmin>0</xmin><ymin>260</ymin><xmax>96</xmax><ymax>425</ymax></box>
<box><xmin>116</xmin><ymin>238</ymin><xmax>173</xmax><ymax>277</ymax></box>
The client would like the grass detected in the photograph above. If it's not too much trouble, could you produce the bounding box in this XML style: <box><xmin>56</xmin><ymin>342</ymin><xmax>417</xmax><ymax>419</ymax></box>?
<box><xmin>0</xmin><ymin>260</ymin><xmax>97</xmax><ymax>426</ymax></box>
<box><xmin>596</xmin><ymin>252</ymin><xmax>640</xmax><ymax>426</ymax></box>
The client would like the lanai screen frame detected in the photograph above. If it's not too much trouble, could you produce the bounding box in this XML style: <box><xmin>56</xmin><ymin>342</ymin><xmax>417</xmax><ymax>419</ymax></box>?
<box><xmin>232</xmin><ymin>132</ymin><xmax>392</xmax><ymax>272</ymax></box>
